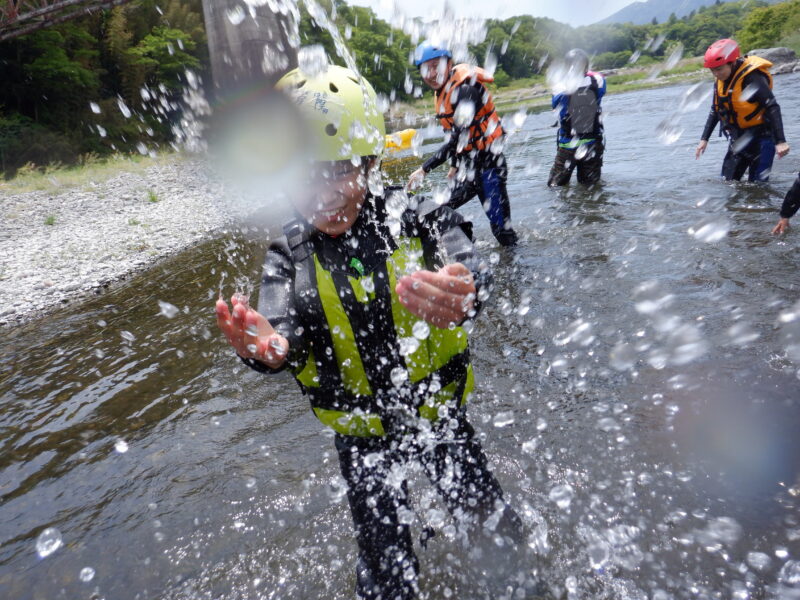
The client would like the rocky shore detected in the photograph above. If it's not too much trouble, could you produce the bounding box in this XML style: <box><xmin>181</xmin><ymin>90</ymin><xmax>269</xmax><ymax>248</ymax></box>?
<box><xmin>0</xmin><ymin>159</ymin><xmax>230</xmax><ymax>327</ymax></box>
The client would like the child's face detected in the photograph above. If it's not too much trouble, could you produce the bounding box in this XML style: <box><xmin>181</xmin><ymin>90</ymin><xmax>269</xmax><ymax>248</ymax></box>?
<box><xmin>297</xmin><ymin>159</ymin><xmax>370</xmax><ymax>236</ymax></box>
<box><xmin>420</xmin><ymin>57</ymin><xmax>450</xmax><ymax>90</ymax></box>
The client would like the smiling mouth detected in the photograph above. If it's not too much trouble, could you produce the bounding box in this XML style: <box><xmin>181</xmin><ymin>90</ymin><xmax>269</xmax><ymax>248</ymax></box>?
<box><xmin>317</xmin><ymin>207</ymin><xmax>345</xmax><ymax>222</ymax></box>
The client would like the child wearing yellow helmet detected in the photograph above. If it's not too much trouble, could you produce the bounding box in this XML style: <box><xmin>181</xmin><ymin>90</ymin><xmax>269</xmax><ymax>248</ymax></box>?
<box><xmin>216</xmin><ymin>65</ymin><xmax>532</xmax><ymax>599</ymax></box>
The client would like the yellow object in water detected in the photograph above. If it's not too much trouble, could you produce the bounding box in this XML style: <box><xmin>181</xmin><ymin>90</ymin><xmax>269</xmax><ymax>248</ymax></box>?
<box><xmin>385</xmin><ymin>128</ymin><xmax>416</xmax><ymax>151</ymax></box>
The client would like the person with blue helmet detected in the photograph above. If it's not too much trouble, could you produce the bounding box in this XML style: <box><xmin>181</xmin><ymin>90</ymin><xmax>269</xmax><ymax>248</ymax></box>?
<box><xmin>407</xmin><ymin>41</ymin><xmax>518</xmax><ymax>247</ymax></box>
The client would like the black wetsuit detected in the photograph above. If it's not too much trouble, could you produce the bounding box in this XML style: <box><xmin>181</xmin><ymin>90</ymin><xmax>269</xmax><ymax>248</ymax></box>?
<box><xmin>242</xmin><ymin>191</ymin><xmax>524</xmax><ymax>599</ymax></box>
<box><xmin>701</xmin><ymin>61</ymin><xmax>786</xmax><ymax>182</ymax></box>
<box><xmin>424</xmin><ymin>80</ymin><xmax>518</xmax><ymax>246</ymax></box>
<box><xmin>780</xmin><ymin>174</ymin><xmax>800</xmax><ymax>220</ymax></box>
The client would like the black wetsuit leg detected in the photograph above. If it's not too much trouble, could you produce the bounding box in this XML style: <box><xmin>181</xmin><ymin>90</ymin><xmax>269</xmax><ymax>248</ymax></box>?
<box><xmin>448</xmin><ymin>159</ymin><xmax>518</xmax><ymax>246</ymax></box>
<box><xmin>576</xmin><ymin>139</ymin><xmax>604</xmax><ymax>185</ymax></box>
<box><xmin>548</xmin><ymin>146</ymin><xmax>577</xmax><ymax>186</ymax></box>
<box><xmin>335</xmin><ymin>435</ymin><xmax>419</xmax><ymax>600</ymax></box>
<box><xmin>477</xmin><ymin>163</ymin><xmax>517</xmax><ymax>246</ymax></box>
<box><xmin>721</xmin><ymin>133</ymin><xmax>775</xmax><ymax>182</ymax></box>
<box><xmin>420</xmin><ymin>416</ymin><xmax>524</xmax><ymax>543</ymax></box>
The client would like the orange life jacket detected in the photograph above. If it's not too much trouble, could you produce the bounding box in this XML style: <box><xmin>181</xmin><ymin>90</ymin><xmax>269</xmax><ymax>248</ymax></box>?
<box><xmin>714</xmin><ymin>55</ymin><xmax>774</xmax><ymax>131</ymax></box>
<box><xmin>434</xmin><ymin>64</ymin><xmax>503</xmax><ymax>152</ymax></box>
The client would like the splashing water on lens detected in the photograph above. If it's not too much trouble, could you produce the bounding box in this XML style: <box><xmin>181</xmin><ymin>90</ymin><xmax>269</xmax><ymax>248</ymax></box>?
<box><xmin>36</xmin><ymin>528</ymin><xmax>63</xmax><ymax>558</ymax></box>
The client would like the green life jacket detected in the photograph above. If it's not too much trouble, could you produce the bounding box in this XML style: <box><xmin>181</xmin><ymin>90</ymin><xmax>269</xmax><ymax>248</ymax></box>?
<box><xmin>283</xmin><ymin>218</ymin><xmax>474</xmax><ymax>438</ymax></box>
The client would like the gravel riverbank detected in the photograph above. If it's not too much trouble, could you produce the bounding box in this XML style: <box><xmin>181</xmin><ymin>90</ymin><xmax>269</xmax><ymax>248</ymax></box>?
<box><xmin>0</xmin><ymin>159</ymin><xmax>231</xmax><ymax>327</ymax></box>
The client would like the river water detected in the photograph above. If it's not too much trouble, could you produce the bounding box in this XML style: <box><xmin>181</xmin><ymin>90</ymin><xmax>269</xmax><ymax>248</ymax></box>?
<box><xmin>2</xmin><ymin>74</ymin><xmax>800</xmax><ymax>599</ymax></box>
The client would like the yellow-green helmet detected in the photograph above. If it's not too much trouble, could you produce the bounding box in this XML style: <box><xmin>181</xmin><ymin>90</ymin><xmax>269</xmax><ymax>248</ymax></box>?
<box><xmin>276</xmin><ymin>65</ymin><xmax>386</xmax><ymax>162</ymax></box>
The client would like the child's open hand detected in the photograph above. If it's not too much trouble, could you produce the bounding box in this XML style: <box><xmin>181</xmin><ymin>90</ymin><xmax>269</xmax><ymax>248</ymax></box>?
<box><xmin>395</xmin><ymin>263</ymin><xmax>476</xmax><ymax>329</ymax></box>
<box><xmin>216</xmin><ymin>294</ymin><xmax>289</xmax><ymax>368</ymax></box>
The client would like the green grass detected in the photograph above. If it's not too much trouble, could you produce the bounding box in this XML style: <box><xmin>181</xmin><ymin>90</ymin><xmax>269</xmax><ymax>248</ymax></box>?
<box><xmin>146</xmin><ymin>189</ymin><xmax>159</xmax><ymax>203</ymax></box>
<box><xmin>44</xmin><ymin>215</ymin><xmax>55</xmax><ymax>226</ymax></box>
<box><xmin>0</xmin><ymin>152</ymin><xmax>178</xmax><ymax>195</ymax></box>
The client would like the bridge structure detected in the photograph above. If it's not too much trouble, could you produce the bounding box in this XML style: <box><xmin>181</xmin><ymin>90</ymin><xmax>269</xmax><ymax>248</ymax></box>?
<box><xmin>0</xmin><ymin>0</ymin><xmax>132</xmax><ymax>41</ymax></box>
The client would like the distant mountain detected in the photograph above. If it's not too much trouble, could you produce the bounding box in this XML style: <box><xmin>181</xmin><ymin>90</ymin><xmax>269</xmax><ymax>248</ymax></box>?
<box><xmin>599</xmin><ymin>0</ymin><xmax>783</xmax><ymax>25</ymax></box>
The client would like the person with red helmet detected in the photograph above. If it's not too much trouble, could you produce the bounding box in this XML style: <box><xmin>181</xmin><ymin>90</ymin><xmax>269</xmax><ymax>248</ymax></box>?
<box><xmin>695</xmin><ymin>38</ymin><xmax>789</xmax><ymax>182</ymax></box>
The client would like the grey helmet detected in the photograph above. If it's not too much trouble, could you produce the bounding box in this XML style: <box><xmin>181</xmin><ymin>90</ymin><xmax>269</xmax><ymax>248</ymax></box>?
<box><xmin>564</xmin><ymin>48</ymin><xmax>590</xmax><ymax>74</ymax></box>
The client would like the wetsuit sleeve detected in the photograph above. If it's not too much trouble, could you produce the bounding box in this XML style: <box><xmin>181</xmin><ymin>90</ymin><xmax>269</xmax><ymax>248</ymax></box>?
<box><xmin>551</xmin><ymin>93</ymin><xmax>564</xmax><ymax>109</ymax></box>
<box><xmin>780</xmin><ymin>174</ymin><xmax>800</xmax><ymax>219</ymax></box>
<box><xmin>240</xmin><ymin>237</ymin><xmax>309</xmax><ymax>374</ymax></box>
<box><xmin>743</xmin><ymin>70</ymin><xmax>786</xmax><ymax>144</ymax></box>
<box><xmin>422</xmin><ymin>83</ymin><xmax>486</xmax><ymax>173</ymax></box>
<box><xmin>415</xmin><ymin>200</ymin><xmax>493</xmax><ymax>318</ymax></box>
<box><xmin>592</xmin><ymin>73</ymin><xmax>606</xmax><ymax>101</ymax></box>
<box><xmin>701</xmin><ymin>101</ymin><xmax>720</xmax><ymax>142</ymax></box>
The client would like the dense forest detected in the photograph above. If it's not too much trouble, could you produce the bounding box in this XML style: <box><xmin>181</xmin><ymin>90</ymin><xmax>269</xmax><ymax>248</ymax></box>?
<box><xmin>1</xmin><ymin>0</ymin><xmax>799</xmax><ymax>177</ymax></box>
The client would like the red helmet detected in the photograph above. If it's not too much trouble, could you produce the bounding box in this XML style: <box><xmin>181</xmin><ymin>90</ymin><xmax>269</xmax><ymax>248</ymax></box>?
<box><xmin>704</xmin><ymin>39</ymin><xmax>740</xmax><ymax>68</ymax></box>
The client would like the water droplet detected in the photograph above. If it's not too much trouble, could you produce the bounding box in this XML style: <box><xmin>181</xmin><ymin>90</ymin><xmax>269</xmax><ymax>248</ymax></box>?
<box><xmin>120</xmin><ymin>330</ymin><xmax>135</xmax><ymax>342</ymax></box>
<box><xmin>521</xmin><ymin>438</ymin><xmax>538</xmax><ymax>454</ymax></box>
<box><xmin>633</xmin><ymin>281</ymin><xmax>674</xmax><ymax>315</ymax></box>
<box><xmin>226</xmin><ymin>5</ymin><xmax>245</xmax><ymax>24</ymax></box>
<box><xmin>646</xmin><ymin>208</ymin><xmax>666</xmax><ymax>232</ymax></box>
<box><xmin>664</xmin><ymin>43</ymin><xmax>683</xmax><ymax>70</ymax></box>
<box><xmin>597</xmin><ymin>417</ymin><xmax>620</xmax><ymax>432</ymax></box>
<box><xmin>726</xmin><ymin>322</ymin><xmax>759</xmax><ymax>346</ymax></box>
<box><xmin>746</xmin><ymin>551</ymin><xmax>771</xmax><ymax>572</ymax></box>
<box><xmin>678</xmin><ymin>82</ymin><xmax>712</xmax><ymax>113</ymax></box>
<box><xmin>666</xmin><ymin>323</ymin><xmax>708</xmax><ymax>365</ymax></box>
<box><xmin>688</xmin><ymin>217</ymin><xmax>731</xmax><ymax>243</ymax></box>
<box><xmin>298</xmin><ymin>45</ymin><xmax>328</xmax><ymax>77</ymax></box>
<box><xmin>705</xmin><ymin>516</ymin><xmax>742</xmax><ymax>545</ymax></box>
<box><xmin>510</xmin><ymin>109</ymin><xmax>527</xmax><ymax>131</ymax></box>
<box><xmin>547</xmin><ymin>58</ymin><xmax>587</xmax><ymax>95</ymax></box>
<box><xmin>536</xmin><ymin>418</ymin><xmax>547</xmax><ymax>431</ymax></box>
<box><xmin>36</xmin><ymin>528</ymin><xmax>63</xmax><ymax>558</ymax></box>
<box><xmin>117</xmin><ymin>98</ymin><xmax>132</xmax><ymax>118</ymax></box>
<box><xmin>412</xmin><ymin>321</ymin><xmax>430</xmax><ymax>340</ymax></box>
<box><xmin>390</xmin><ymin>366</ymin><xmax>408</xmax><ymax>387</ymax></box>
<box><xmin>96</xmin><ymin>124</ymin><xmax>107</xmax><ymax>138</ymax></box>
<box><xmin>245</xmin><ymin>477</ymin><xmax>257</xmax><ymax>489</ymax></box>
<box><xmin>89</xmin><ymin>102</ymin><xmax>101</xmax><ymax>114</ymax></box>
<box><xmin>779</xmin><ymin>560</ymin><xmax>800</xmax><ymax>586</ymax></box>
<box><xmin>588</xmin><ymin>542</ymin><xmax>609</xmax><ymax>569</ymax></box>
<box><xmin>115</xmin><ymin>439</ymin><xmax>129</xmax><ymax>453</ymax></box>
<box><xmin>432</xmin><ymin>186</ymin><xmax>449</xmax><ymax>206</ymax></box>
<box><xmin>655</xmin><ymin>116</ymin><xmax>683</xmax><ymax>145</ymax></box>
<box><xmin>361</xmin><ymin>276</ymin><xmax>375</xmax><ymax>294</ymax></box>
<box><xmin>548</xmin><ymin>484</ymin><xmax>574</xmax><ymax>509</ymax></box>
<box><xmin>552</xmin><ymin>318</ymin><xmax>594</xmax><ymax>347</ymax></box>
<box><xmin>136</xmin><ymin>142</ymin><xmax>148</xmax><ymax>156</ymax></box>
<box><xmin>493</xmin><ymin>411</ymin><xmax>515</xmax><ymax>427</ymax></box>
<box><xmin>79</xmin><ymin>567</ymin><xmax>95</xmax><ymax>582</ymax></box>
<box><xmin>453</xmin><ymin>100</ymin><xmax>476</xmax><ymax>128</ymax></box>
<box><xmin>609</xmin><ymin>342</ymin><xmax>636</xmax><ymax>371</ymax></box>
<box><xmin>398</xmin><ymin>336</ymin><xmax>420</xmax><ymax>356</ymax></box>
<box><xmin>158</xmin><ymin>300</ymin><xmax>179</xmax><ymax>318</ymax></box>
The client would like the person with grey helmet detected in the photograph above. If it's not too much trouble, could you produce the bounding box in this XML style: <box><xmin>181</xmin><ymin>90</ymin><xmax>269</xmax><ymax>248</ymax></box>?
<box><xmin>548</xmin><ymin>48</ymin><xmax>606</xmax><ymax>186</ymax></box>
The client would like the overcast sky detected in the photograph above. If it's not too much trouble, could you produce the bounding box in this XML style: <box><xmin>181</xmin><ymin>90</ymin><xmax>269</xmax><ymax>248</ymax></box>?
<box><xmin>349</xmin><ymin>0</ymin><xmax>638</xmax><ymax>27</ymax></box>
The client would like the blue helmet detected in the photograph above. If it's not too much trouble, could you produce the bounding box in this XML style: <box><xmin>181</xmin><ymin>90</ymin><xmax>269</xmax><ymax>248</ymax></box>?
<box><xmin>414</xmin><ymin>41</ymin><xmax>452</xmax><ymax>67</ymax></box>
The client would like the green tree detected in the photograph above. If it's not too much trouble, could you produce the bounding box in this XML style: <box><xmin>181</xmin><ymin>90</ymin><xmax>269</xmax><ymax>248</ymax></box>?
<box><xmin>128</xmin><ymin>27</ymin><xmax>200</xmax><ymax>92</ymax></box>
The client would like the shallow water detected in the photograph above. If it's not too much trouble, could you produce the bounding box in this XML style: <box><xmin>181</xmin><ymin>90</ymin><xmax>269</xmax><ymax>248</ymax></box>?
<box><xmin>2</xmin><ymin>74</ymin><xmax>800</xmax><ymax>599</ymax></box>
